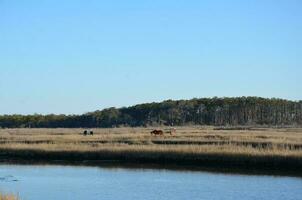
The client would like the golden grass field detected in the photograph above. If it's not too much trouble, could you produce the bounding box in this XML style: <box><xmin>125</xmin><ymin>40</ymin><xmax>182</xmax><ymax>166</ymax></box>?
<box><xmin>0</xmin><ymin>127</ymin><xmax>301</xmax><ymax>171</ymax></box>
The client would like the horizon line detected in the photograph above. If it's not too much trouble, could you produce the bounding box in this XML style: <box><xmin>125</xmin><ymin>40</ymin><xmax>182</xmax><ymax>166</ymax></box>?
<box><xmin>1</xmin><ymin>96</ymin><xmax>301</xmax><ymax>116</ymax></box>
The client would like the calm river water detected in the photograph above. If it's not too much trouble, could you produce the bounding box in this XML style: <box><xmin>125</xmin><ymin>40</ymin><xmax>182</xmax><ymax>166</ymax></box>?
<box><xmin>0</xmin><ymin>164</ymin><xmax>301</xmax><ymax>200</ymax></box>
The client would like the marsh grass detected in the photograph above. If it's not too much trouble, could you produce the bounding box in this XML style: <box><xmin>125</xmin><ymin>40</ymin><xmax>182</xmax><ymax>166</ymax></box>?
<box><xmin>0</xmin><ymin>193</ymin><xmax>19</xmax><ymax>200</ymax></box>
<box><xmin>0</xmin><ymin>127</ymin><xmax>301</xmax><ymax>170</ymax></box>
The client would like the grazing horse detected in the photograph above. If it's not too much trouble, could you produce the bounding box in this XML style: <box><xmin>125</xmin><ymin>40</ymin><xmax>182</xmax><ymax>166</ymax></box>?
<box><xmin>150</xmin><ymin>130</ymin><xmax>164</xmax><ymax>136</ymax></box>
<box><xmin>83</xmin><ymin>130</ymin><xmax>94</xmax><ymax>136</ymax></box>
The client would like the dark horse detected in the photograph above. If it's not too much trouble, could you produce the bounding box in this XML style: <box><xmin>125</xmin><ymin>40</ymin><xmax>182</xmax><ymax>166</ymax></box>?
<box><xmin>83</xmin><ymin>130</ymin><xmax>94</xmax><ymax>136</ymax></box>
<box><xmin>150</xmin><ymin>130</ymin><xmax>164</xmax><ymax>136</ymax></box>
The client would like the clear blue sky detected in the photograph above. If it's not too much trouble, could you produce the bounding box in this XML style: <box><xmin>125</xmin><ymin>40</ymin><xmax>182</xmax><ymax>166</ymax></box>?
<box><xmin>0</xmin><ymin>0</ymin><xmax>301</xmax><ymax>115</ymax></box>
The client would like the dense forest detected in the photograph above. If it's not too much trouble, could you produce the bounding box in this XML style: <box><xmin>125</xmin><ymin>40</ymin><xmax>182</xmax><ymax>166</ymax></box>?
<box><xmin>1</xmin><ymin>97</ymin><xmax>302</xmax><ymax>128</ymax></box>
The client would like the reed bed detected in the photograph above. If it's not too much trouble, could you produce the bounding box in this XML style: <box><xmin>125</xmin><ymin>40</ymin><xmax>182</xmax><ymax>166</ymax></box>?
<box><xmin>0</xmin><ymin>193</ymin><xmax>19</xmax><ymax>200</ymax></box>
<box><xmin>0</xmin><ymin>127</ymin><xmax>301</xmax><ymax>171</ymax></box>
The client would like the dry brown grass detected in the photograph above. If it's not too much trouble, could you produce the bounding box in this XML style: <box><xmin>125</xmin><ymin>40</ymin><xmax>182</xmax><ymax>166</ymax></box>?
<box><xmin>0</xmin><ymin>127</ymin><xmax>301</xmax><ymax>170</ymax></box>
<box><xmin>0</xmin><ymin>193</ymin><xmax>19</xmax><ymax>200</ymax></box>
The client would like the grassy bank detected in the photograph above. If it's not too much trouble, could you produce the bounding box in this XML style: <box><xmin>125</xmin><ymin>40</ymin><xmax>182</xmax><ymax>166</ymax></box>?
<box><xmin>0</xmin><ymin>127</ymin><xmax>301</xmax><ymax>173</ymax></box>
<box><xmin>0</xmin><ymin>193</ymin><xmax>19</xmax><ymax>200</ymax></box>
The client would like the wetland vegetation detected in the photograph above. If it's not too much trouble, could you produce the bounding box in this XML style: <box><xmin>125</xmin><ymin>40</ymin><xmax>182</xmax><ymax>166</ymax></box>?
<box><xmin>0</xmin><ymin>127</ymin><xmax>301</xmax><ymax>174</ymax></box>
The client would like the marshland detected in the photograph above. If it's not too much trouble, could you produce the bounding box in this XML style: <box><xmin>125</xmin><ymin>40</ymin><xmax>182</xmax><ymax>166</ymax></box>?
<box><xmin>0</xmin><ymin>127</ymin><xmax>301</xmax><ymax>174</ymax></box>
<box><xmin>2</xmin><ymin>0</ymin><xmax>302</xmax><ymax>199</ymax></box>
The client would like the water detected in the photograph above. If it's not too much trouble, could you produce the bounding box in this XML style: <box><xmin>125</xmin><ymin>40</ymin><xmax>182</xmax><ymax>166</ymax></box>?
<box><xmin>0</xmin><ymin>164</ymin><xmax>301</xmax><ymax>200</ymax></box>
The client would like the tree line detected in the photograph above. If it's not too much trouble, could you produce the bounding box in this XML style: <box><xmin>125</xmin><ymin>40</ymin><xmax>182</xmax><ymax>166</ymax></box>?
<box><xmin>1</xmin><ymin>97</ymin><xmax>302</xmax><ymax>128</ymax></box>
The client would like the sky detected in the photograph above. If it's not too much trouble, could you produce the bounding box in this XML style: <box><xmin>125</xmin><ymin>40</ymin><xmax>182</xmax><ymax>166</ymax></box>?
<box><xmin>0</xmin><ymin>0</ymin><xmax>301</xmax><ymax>115</ymax></box>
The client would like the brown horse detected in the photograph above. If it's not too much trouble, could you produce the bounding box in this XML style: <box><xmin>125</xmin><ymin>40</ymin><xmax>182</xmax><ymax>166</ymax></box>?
<box><xmin>150</xmin><ymin>130</ymin><xmax>164</xmax><ymax>136</ymax></box>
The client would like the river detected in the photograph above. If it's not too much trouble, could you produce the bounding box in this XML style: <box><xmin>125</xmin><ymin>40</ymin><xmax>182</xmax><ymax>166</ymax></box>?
<box><xmin>0</xmin><ymin>164</ymin><xmax>301</xmax><ymax>200</ymax></box>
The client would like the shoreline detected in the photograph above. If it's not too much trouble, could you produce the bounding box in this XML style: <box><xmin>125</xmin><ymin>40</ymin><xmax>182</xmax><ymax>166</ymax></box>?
<box><xmin>1</xmin><ymin>127</ymin><xmax>301</xmax><ymax>177</ymax></box>
<box><xmin>1</xmin><ymin>148</ymin><xmax>301</xmax><ymax>177</ymax></box>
